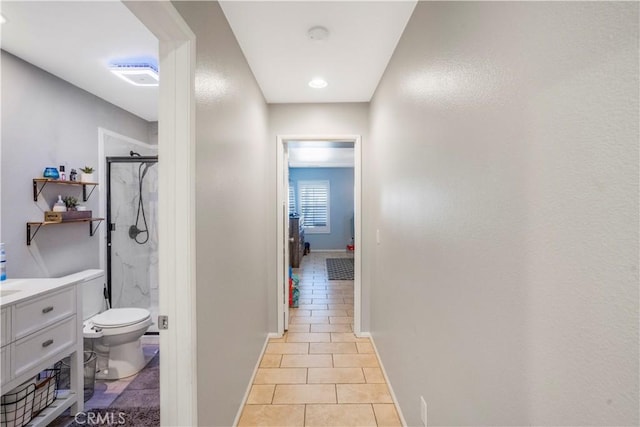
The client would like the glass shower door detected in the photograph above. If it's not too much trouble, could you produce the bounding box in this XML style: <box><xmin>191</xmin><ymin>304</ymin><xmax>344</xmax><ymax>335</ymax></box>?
<box><xmin>107</xmin><ymin>157</ymin><xmax>159</xmax><ymax>332</ymax></box>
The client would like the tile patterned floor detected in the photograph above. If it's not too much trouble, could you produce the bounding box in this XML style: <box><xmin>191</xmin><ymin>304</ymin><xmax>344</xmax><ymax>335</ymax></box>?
<box><xmin>238</xmin><ymin>251</ymin><xmax>402</xmax><ymax>427</ymax></box>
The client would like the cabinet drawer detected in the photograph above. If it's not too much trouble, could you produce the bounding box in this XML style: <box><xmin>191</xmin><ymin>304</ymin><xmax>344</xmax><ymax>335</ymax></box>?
<box><xmin>1</xmin><ymin>345</ymin><xmax>10</xmax><ymax>386</ymax></box>
<box><xmin>1</xmin><ymin>308</ymin><xmax>9</xmax><ymax>347</ymax></box>
<box><xmin>14</xmin><ymin>287</ymin><xmax>75</xmax><ymax>340</ymax></box>
<box><xmin>14</xmin><ymin>316</ymin><xmax>76</xmax><ymax>378</ymax></box>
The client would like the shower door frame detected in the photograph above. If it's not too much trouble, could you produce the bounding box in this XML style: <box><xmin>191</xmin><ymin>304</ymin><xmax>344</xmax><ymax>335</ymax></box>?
<box><xmin>106</xmin><ymin>156</ymin><xmax>159</xmax><ymax>309</ymax></box>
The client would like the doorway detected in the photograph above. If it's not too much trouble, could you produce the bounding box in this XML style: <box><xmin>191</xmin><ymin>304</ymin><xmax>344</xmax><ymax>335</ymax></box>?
<box><xmin>276</xmin><ymin>135</ymin><xmax>363</xmax><ymax>336</ymax></box>
<box><xmin>106</xmin><ymin>155</ymin><xmax>159</xmax><ymax>331</ymax></box>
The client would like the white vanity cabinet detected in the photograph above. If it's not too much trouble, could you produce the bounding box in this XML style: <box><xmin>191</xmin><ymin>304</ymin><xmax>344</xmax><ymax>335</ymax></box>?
<box><xmin>0</xmin><ymin>278</ymin><xmax>84</xmax><ymax>426</ymax></box>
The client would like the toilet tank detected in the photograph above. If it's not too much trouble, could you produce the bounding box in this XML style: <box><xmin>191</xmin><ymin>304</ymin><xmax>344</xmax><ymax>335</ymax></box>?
<box><xmin>61</xmin><ymin>269</ymin><xmax>106</xmax><ymax>320</ymax></box>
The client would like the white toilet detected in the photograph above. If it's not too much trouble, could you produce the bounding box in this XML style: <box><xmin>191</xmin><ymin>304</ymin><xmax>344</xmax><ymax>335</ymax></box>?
<box><xmin>67</xmin><ymin>269</ymin><xmax>152</xmax><ymax>380</ymax></box>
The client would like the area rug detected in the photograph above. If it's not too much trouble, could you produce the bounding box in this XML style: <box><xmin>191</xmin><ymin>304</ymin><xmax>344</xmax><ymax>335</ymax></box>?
<box><xmin>326</xmin><ymin>258</ymin><xmax>354</xmax><ymax>280</ymax></box>
<box><xmin>110</xmin><ymin>352</ymin><xmax>159</xmax><ymax>409</ymax></box>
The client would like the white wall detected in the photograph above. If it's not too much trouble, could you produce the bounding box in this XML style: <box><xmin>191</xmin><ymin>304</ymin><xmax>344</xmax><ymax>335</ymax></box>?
<box><xmin>172</xmin><ymin>3</ymin><xmax>270</xmax><ymax>426</ymax></box>
<box><xmin>268</xmin><ymin>103</ymin><xmax>370</xmax><ymax>331</ymax></box>
<box><xmin>1</xmin><ymin>51</ymin><xmax>151</xmax><ymax>278</ymax></box>
<box><xmin>369</xmin><ymin>2</ymin><xmax>639</xmax><ymax>426</ymax></box>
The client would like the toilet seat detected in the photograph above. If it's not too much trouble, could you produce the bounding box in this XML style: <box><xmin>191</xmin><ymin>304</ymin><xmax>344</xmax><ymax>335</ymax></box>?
<box><xmin>92</xmin><ymin>308</ymin><xmax>151</xmax><ymax>328</ymax></box>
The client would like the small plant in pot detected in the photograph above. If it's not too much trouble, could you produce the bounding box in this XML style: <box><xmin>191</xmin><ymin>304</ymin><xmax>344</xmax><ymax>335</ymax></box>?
<box><xmin>79</xmin><ymin>166</ymin><xmax>95</xmax><ymax>183</ymax></box>
<box><xmin>63</xmin><ymin>196</ymin><xmax>78</xmax><ymax>211</ymax></box>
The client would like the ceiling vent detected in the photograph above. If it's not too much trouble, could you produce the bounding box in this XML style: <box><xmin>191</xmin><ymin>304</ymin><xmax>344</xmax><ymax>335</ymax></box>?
<box><xmin>110</xmin><ymin>63</ymin><xmax>159</xmax><ymax>87</ymax></box>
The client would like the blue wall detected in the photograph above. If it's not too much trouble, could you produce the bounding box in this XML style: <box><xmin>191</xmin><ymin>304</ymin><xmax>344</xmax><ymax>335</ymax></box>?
<box><xmin>290</xmin><ymin>167</ymin><xmax>354</xmax><ymax>250</ymax></box>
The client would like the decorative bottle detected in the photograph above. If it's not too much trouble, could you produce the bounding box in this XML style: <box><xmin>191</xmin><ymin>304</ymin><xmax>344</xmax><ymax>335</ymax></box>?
<box><xmin>1</xmin><ymin>243</ymin><xmax>6</xmax><ymax>282</ymax></box>
<box><xmin>59</xmin><ymin>165</ymin><xmax>66</xmax><ymax>180</ymax></box>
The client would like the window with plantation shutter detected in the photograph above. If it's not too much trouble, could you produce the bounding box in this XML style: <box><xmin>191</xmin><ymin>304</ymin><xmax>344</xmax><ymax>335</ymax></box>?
<box><xmin>288</xmin><ymin>183</ymin><xmax>296</xmax><ymax>216</ymax></box>
<box><xmin>298</xmin><ymin>180</ymin><xmax>330</xmax><ymax>233</ymax></box>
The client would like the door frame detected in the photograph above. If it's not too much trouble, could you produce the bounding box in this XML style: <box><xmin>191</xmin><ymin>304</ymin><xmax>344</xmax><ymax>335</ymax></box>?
<box><xmin>123</xmin><ymin>2</ymin><xmax>197</xmax><ymax>425</ymax></box>
<box><xmin>276</xmin><ymin>135</ymin><xmax>363</xmax><ymax>336</ymax></box>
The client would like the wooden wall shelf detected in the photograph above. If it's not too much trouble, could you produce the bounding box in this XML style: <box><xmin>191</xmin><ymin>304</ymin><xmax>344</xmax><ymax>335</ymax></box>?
<box><xmin>33</xmin><ymin>178</ymin><xmax>98</xmax><ymax>202</ymax></box>
<box><xmin>26</xmin><ymin>218</ymin><xmax>104</xmax><ymax>246</ymax></box>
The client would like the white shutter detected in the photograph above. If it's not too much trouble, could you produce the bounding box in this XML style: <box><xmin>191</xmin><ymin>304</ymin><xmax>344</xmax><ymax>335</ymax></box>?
<box><xmin>288</xmin><ymin>183</ymin><xmax>296</xmax><ymax>216</ymax></box>
<box><xmin>298</xmin><ymin>180</ymin><xmax>330</xmax><ymax>233</ymax></box>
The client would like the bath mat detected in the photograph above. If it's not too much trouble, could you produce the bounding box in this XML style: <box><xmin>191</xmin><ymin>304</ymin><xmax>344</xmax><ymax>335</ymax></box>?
<box><xmin>326</xmin><ymin>258</ymin><xmax>354</xmax><ymax>280</ymax></box>
<box><xmin>110</xmin><ymin>352</ymin><xmax>159</xmax><ymax>408</ymax></box>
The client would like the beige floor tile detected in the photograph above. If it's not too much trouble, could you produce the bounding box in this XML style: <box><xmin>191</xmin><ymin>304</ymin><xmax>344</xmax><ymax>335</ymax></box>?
<box><xmin>356</xmin><ymin>342</ymin><xmax>375</xmax><ymax>353</ymax></box>
<box><xmin>311</xmin><ymin>309</ymin><xmax>348</xmax><ymax>317</ymax></box>
<box><xmin>265</xmin><ymin>343</ymin><xmax>309</xmax><ymax>354</ymax></box>
<box><xmin>307</xmin><ymin>368</ymin><xmax>366</xmax><ymax>384</ymax></box>
<box><xmin>305</xmin><ymin>404</ymin><xmax>377</xmax><ymax>426</ymax></box>
<box><xmin>290</xmin><ymin>316</ymin><xmax>329</xmax><ymax>324</ymax></box>
<box><xmin>330</xmin><ymin>333</ymin><xmax>370</xmax><ymax>343</ymax></box>
<box><xmin>286</xmin><ymin>324</ymin><xmax>310</xmax><ymax>333</ymax></box>
<box><xmin>330</xmin><ymin>316</ymin><xmax>353</xmax><ymax>324</ymax></box>
<box><xmin>259</xmin><ymin>354</ymin><xmax>282</xmax><ymax>368</ymax></box>
<box><xmin>297</xmin><ymin>304</ymin><xmax>328</xmax><ymax>310</ymax></box>
<box><xmin>336</xmin><ymin>384</ymin><xmax>393</xmax><ymax>403</ymax></box>
<box><xmin>373</xmin><ymin>404</ymin><xmax>402</xmax><ymax>426</ymax></box>
<box><xmin>254</xmin><ymin>368</ymin><xmax>307</xmax><ymax>384</ymax></box>
<box><xmin>298</xmin><ymin>298</ymin><xmax>312</xmax><ymax>304</ymax></box>
<box><xmin>269</xmin><ymin>335</ymin><xmax>286</xmax><ymax>343</ymax></box>
<box><xmin>333</xmin><ymin>354</ymin><xmax>380</xmax><ymax>368</ymax></box>
<box><xmin>280</xmin><ymin>354</ymin><xmax>333</xmax><ymax>368</ymax></box>
<box><xmin>290</xmin><ymin>309</ymin><xmax>311</xmax><ymax>317</ymax></box>
<box><xmin>309</xmin><ymin>342</ymin><xmax>358</xmax><ymax>354</ymax></box>
<box><xmin>272</xmin><ymin>384</ymin><xmax>336</xmax><ymax>404</ymax></box>
<box><xmin>286</xmin><ymin>332</ymin><xmax>331</xmax><ymax>343</ymax></box>
<box><xmin>363</xmin><ymin>367</ymin><xmax>386</xmax><ymax>383</ymax></box>
<box><xmin>312</xmin><ymin>298</ymin><xmax>345</xmax><ymax>304</ymax></box>
<box><xmin>310</xmin><ymin>324</ymin><xmax>352</xmax><ymax>333</ymax></box>
<box><xmin>237</xmin><ymin>404</ymin><xmax>305</xmax><ymax>426</ymax></box>
<box><xmin>246</xmin><ymin>385</ymin><xmax>275</xmax><ymax>404</ymax></box>
<box><xmin>327</xmin><ymin>304</ymin><xmax>353</xmax><ymax>310</ymax></box>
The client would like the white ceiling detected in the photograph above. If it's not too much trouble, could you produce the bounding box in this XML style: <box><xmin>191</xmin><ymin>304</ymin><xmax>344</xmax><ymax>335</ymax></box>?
<box><xmin>0</xmin><ymin>1</ymin><xmax>159</xmax><ymax>121</ymax></box>
<box><xmin>220</xmin><ymin>1</ymin><xmax>417</xmax><ymax>104</ymax></box>
<box><xmin>0</xmin><ymin>1</ymin><xmax>416</xmax><ymax>122</ymax></box>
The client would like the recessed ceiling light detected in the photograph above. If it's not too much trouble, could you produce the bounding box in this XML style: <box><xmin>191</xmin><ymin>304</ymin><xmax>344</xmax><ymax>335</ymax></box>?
<box><xmin>308</xmin><ymin>78</ymin><xmax>328</xmax><ymax>89</ymax></box>
<box><xmin>308</xmin><ymin>26</ymin><xmax>329</xmax><ymax>42</ymax></box>
<box><xmin>110</xmin><ymin>63</ymin><xmax>159</xmax><ymax>87</ymax></box>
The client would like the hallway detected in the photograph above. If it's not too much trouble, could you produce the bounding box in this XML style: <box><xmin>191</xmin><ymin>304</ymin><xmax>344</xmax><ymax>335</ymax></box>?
<box><xmin>238</xmin><ymin>251</ymin><xmax>402</xmax><ymax>426</ymax></box>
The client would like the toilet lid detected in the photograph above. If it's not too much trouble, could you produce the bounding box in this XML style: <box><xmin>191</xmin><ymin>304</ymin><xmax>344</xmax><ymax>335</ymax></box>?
<box><xmin>92</xmin><ymin>308</ymin><xmax>151</xmax><ymax>328</ymax></box>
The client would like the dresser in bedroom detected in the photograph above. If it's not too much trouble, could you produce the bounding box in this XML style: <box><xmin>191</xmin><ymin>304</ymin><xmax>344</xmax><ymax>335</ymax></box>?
<box><xmin>289</xmin><ymin>216</ymin><xmax>305</xmax><ymax>268</ymax></box>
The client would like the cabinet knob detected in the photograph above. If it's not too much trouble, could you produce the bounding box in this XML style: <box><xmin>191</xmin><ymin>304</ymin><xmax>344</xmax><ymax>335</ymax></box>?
<box><xmin>42</xmin><ymin>306</ymin><xmax>54</xmax><ymax>314</ymax></box>
<box><xmin>42</xmin><ymin>339</ymin><xmax>54</xmax><ymax>348</ymax></box>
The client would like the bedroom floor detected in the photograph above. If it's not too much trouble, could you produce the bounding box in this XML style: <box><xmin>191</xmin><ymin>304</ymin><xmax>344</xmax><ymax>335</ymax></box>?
<box><xmin>237</xmin><ymin>251</ymin><xmax>402</xmax><ymax>426</ymax></box>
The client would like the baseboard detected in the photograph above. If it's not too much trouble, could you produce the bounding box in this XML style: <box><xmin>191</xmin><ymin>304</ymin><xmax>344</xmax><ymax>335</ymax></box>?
<box><xmin>368</xmin><ymin>334</ymin><xmax>408</xmax><ymax>427</ymax></box>
<box><xmin>232</xmin><ymin>332</ymin><xmax>281</xmax><ymax>426</ymax></box>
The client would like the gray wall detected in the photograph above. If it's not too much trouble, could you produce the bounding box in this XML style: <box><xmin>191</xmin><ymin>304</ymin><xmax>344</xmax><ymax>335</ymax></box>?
<box><xmin>173</xmin><ymin>3</ymin><xmax>270</xmax><ymax>426</ymax></box>
<box><xmin>1</xmin><ymin>50</ymin><xmax>151</xmax><ymax>278</ymax></box>
<box><xmin>369</xmin><ymin>2</ymin><xmax>639</xmax><ymax>426</ymax></box>
<box><xmin>268</xmin><ymin>103</ymin><xmax>371</xmax><ymax>331</ymax></box>
<box><xmin>290</xmin><ymin>167</ymin><xmax>354</xmax><ymax>250</ymax></box>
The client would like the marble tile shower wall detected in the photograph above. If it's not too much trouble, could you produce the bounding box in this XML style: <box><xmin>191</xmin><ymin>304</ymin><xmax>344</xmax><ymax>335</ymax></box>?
<box><xmin>110</xmin><ymin>161</ymin><xmax>159</xmax><ymax>332</ymax></box>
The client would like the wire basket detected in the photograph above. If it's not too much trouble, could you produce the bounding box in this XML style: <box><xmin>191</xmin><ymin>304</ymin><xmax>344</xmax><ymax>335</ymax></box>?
<box><xmin>59</xmin><ymin>351</ymin><xmax>97</xmax><ymax>402</ymax></box>
<box><xmin>1</xmin><ymin>363</ymin><xmax>61</xmax><ymax>427</ymax></box>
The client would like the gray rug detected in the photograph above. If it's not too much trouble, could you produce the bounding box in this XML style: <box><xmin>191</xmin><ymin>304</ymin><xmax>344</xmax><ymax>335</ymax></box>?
<box><xmin>326</xmin><ymin>258</ymin><xmax>354</xmax><ymax>280</ymax></box>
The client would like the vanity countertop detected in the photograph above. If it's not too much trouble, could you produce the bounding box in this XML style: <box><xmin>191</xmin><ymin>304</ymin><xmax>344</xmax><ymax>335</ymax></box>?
<box><xmin>0</xmin><ymin>271</ymin><xmax>100</xmax><ymax>308</ymax></box>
